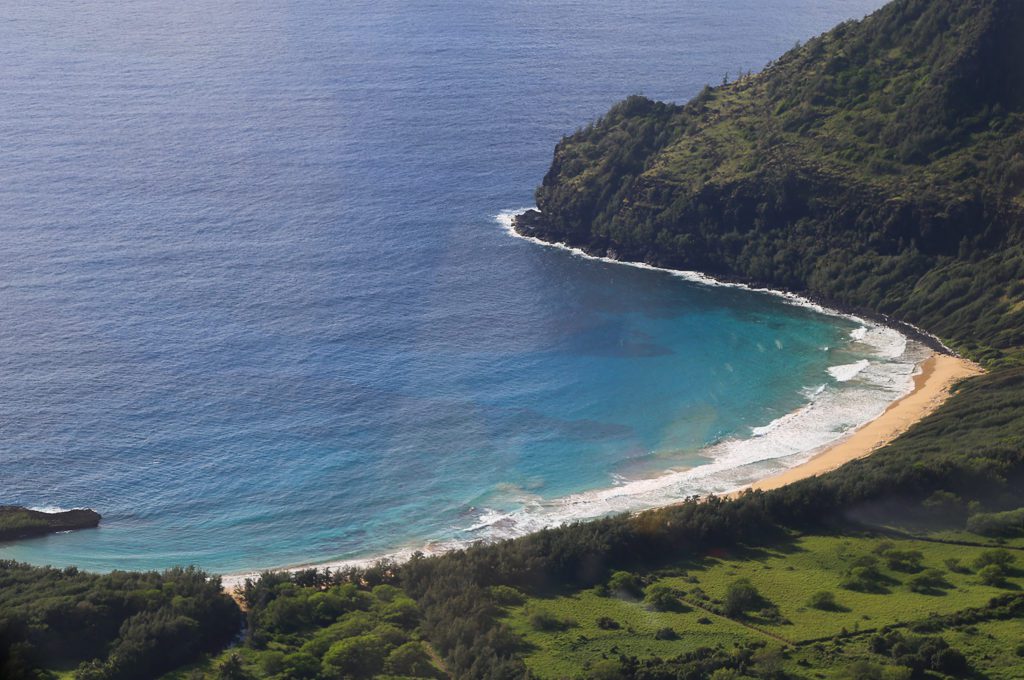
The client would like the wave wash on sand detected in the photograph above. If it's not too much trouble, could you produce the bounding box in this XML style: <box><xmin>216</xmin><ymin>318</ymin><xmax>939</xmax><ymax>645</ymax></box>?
<box><xmin>221</xmin><ymin>210</ymin><xmax>981</xmax><ymax>590</ymax></box>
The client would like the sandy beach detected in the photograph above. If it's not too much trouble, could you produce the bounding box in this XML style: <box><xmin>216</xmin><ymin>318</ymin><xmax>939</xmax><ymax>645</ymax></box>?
<box><xmin>739</xmin><ymin>352</ymin><xmax>983</xmax><ymax>493</ymax></box>
<box><xmin>222</xmin><ymin>351</ymin><xmax>984</xmax><ymax>593</ymax></box>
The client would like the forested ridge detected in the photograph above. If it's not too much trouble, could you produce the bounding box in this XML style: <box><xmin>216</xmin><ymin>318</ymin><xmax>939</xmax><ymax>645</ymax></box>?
<box><xmin>515</xmin><ymin>0</ymin><xmax>1024</xmax><ymax>366</ymax></box>
<box><xmin>5</xmin><ymin>0</ymin><xmax>1024</xmax><ymax>678</ymax></box>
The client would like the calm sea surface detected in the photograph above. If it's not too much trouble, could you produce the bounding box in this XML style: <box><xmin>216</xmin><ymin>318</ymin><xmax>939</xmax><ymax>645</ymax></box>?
<box><xmin>1</xmin><ymin>0</ymin><xmax>891</xmax><ymax>573</ymax></box>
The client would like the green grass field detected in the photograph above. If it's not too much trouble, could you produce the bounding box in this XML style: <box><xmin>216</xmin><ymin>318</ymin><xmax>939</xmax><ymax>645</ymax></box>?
<box><xmin>504</xmin><ymin>587</ymin><xmax>755</xmax><ymax>678</ymax></box>
<box><xmin>942</xmin><ymin>619</ymin><xmax>1024</xmax><ymax>680</ymax></box>
<box><xmin>503</xmin><ymin>532</ymin><xmax>1024</xmax><ymax>679</ymax></box>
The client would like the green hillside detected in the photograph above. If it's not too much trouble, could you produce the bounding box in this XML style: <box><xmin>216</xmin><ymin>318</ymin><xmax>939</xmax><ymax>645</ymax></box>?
<box><xmin>515</xmin><ymin>0</ymin><xmax>1024</xmax><ymax>366</ymax></box>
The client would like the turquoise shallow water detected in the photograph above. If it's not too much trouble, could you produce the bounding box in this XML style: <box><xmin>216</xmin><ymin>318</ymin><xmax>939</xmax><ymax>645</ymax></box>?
<box><xmin>0</xmin><ymin>0</ymin><xmax>892</xmax><ymax>574</ymax></box>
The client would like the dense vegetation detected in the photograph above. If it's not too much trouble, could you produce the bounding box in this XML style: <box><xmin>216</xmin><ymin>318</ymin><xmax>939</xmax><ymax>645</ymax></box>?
<box><xmin>501</xmin><ymin>534</ymin><xmax>1024</xmax><ymax>678</ymax></box>
<box><xmin>515</xmin><ymin>0</ymin><xmax>1024</xmax><ymax>366</ymax></box>
<box><xmin>0</xmin><ymin>563</ymin><xmax>238</xmax><ymax>679</ymax></box>
<box><xmin>159</xmin><ymin>567</ymin><xmax>446</xmax><ymax>680</ymax></box>
<box><xmin>5</xmin><ymin>0</ymin><xmax>1024</xmax><ymax>678</ymax></box>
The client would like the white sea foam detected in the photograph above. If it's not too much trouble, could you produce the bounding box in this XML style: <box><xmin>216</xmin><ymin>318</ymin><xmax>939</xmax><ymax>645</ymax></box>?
<box><xmin>497</xmin><ymin>208</ymin><xmax>842</xmax><ymax>317</ymax></box>
<box><xmin>447</xmin><ymin>345</ymin><xmax>926</xmax><ymax>544</ymax></box>
<box><xmin>220</xmin><ymin>209</ymin><xmax>932</xmax><ymax>585</ymax></box>
<box><xmin>497</xmin><ymin>208</ymin><xmax>954</xmax><ymax>353</ymax></box>
<box><xmin>223</xmin><ymin>340</ymin><xmax>927</xmax><ymax>586</ymax></box>
<box><xmin>828</xmin><ymin>359</ymin><xmax>870</xmax><ymax>382</ymax></box>
<box><xmin>28</xmin><ymin>505</ymin><xmax>72</xmax><ymax>514</ymax></box>
<box><xmin>476</xmin><ymin>208</ymin><xmax>929</xmax><ymax>535</ymax></box>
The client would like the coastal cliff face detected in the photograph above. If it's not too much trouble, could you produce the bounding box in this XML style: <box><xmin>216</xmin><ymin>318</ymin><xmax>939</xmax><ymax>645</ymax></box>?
<box><xmin>516</xmin><ymin>0</ymin><xmax>1024</xmax><ymax>365</ymax></box>
<box><xmin>0</xmin><ymin>505</ymin><xmax>101</xmax><ymax>542</ymax></box>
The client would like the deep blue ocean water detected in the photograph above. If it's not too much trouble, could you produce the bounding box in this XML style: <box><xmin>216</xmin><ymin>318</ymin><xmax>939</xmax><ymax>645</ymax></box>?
<box><xmin>0</xmin><ymin>0</ymin><xmax>892</xmax><ymax>574</ymax></box>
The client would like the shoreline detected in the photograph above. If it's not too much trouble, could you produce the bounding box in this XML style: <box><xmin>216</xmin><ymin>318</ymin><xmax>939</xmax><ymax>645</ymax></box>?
<box><xmin>735</xmin><ymin>352</ymin><xmax>983</xmax><ymax>494</ymax></box>
<box><xmin>219</xmin><ymin>216</ymin><xmax>983</xmax><ymax>592</ymax></box>
<box><xmin>503</xmin><ymin>208</ymin><xmax>957</xmax><ymax>357</ymax></box>
<box><xmin>222</xmin><ymin>353</ymin><xmax>980</xmax><ymax>593</ymax></box>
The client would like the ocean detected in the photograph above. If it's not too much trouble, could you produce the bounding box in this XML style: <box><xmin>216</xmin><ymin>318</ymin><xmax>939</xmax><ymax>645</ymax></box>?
<box><xmin>0</xmin><ymin>0</ymin><xmax>896</xmax><ymax>574</ymax></box>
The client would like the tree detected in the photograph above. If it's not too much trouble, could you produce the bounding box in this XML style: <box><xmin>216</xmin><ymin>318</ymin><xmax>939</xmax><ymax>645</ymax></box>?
<box><xmin>882</xmin><ymin>550</ymin><xmax>924</xmax><ymax>573</ymax></box>
<box><xmin>907</xmin><ymin>568</ymin><xmax>949</xmax><ymax>593</ymax></box>
<box><xmin>258</xmin><ymin>651</ymin><xmax>284</xmax><ymax>677</ymax></box>
<box><xmin>385</xmin><ymin>642</ymin><xmax>437</xmax><ymax>677</ymax></box>
<box><xmin>724</xmin><ymin>579</ymin><xmax>764</xmax><ymax>617</ymax></box>
<box><xmin>709</xmin><ymin>670</ymin><xmax>741</xmax><ymax>680</ymax></box>
<box><xmin>644</xmin><ymin>583</ymin><xmax>680</xmax><ymax>611</ymax></box>
<box><xmin>280</xmin><ymin>652</ymin><xmax>320</xmax><ymax>679</ymax></box>
<box><xmin>217</xmin><ymin>654</ymin><xmax>252</xmax><ymax>680</ymax></box>
<box><xmin>607</xmin><ymin>571</ymin><xmax>642</xmax><ymax>598</ymax></box>
<box><xmin>322</xmin><ymin>634</ymin><xmax>388</xmax><ymax>679</ymax></box>
<box><xmin>978</xmin><ymin>564</ymin><xmax>1007</xmax><ymax>586</ymax></box>
<box><xmin>381</xmin><ymin>597</ymin><xmax>420</xmax><ymax>629</ymax></box>
<box><xmin>973</xmin><ymin>548</ymin><xmax>1016</xmax><ymax>571</ymax></box>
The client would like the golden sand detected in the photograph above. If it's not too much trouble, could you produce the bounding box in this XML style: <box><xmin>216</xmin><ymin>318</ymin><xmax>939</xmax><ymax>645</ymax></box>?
<box><xmin>739</xmin><ymin>352</ymin><xmax>983</xmax><ymax>494</ymax></box>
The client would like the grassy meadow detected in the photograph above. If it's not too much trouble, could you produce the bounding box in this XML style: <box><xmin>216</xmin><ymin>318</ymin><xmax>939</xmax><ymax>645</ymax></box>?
<box><xmin>502</xmin><ymin>532</ymin><xmax>1024</xmax><ymax>679</ymax></box>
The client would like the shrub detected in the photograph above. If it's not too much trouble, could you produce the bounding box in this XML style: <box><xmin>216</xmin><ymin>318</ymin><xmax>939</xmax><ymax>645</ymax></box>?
<box><xmin>654</xmin><ymin>626</ymin><xmax>679</xmax><ymax>640</ymax></box>
<box><xmin>607</xmin><ymin>571</ymin><xmax>643</xmax><ymax>598</ymax></box>
<box><xmin>978</xmin><ymin>564</ymin><xmax>1007</xmax><ymax>586</ymax></box>
<box><xmin>808</xmin><ymin>590</ymin><xmax>841</xmax><ymax>611</ymax></box>
<box><xmin>644</xmin><ymin>583</ymin><xmax>680</xmax><ymax>611</ymax></box>
<box><xmin>709</xmin><ymin>670</ymin><xmax>741</xmax><ymax>680</ymax></box>
<box><xmin>882</xmin><ymin>549</ymin><xmax>924</xmax><ymax>573</ymax></box>
<box><xmin>380</xmin><ymin>597</ymin><xmax>419</xmax><ymax>629</ymax></box>
<box><xmin>922</xmin><ymin>490</ymin><xmax>965</xmax><ymax>521</ymax></box>
<box><xmin>756</xmin><ymin>606</ymin><xmax>787</xmax><ymax>624</ymax></box>
<box><xmin>216</xmin><ymin>654</ymin><xmax>251</xmax><ymax>680</ymax></box>
<box><xmin>489</xmin><ymin>585</ymin><xmax>525</xmax><ymax>606</ymax></box>
<box><xmin>966</xmin><ymin>507</ymin><xmax>1024</xmax><ymax>537</ymax></box>
<box><xmin>384</xmin><ymin>641</ymin><xmax>437</xmax><ymax>677</ymax></box>
<box><xmin>321</xmin><ymin>634</ymin><xmax>388</xmax><ymax>679</ymax></box>
<box><xmin>907</xmin><ymin>568</ymin><xmax>949</xmax><ymax>593</ymax></box>
<box><xmin>869</xmin><ymin>631</ymin><xmax>970</xmax><ymax>676</ymax></box>
<box><xmin>596</xmin><ymin>616</ymin><xmax>620</xmax><ymax>630</ymax></box>
<box><xmin>724</xmin><ymin>578</ymin><xmax>764</xmax><ymax>617</ymax></box>
<box><xmin>528</xmin><ymin>609</ymin><xmax>575</xmax><ymax>632</ymax></box>
<box><xmin>944</xmin><ymin>558</ymin><xmax>970</xmax><ymax>574</ymax></box>
<box><xmin>258</xmin><ymin>650</ymin><xmax>284</xmax><ymax>676</ymax></box>
<box><xmin>841</xmin><ymin>566</ymin><xmax>888</xmax><ymax>593</ymax></box>
<box><xmin>973</xmin><ymin>548</ymin><xmax>1016</xmax><ymax>571</ymax></box>
<box><xmin>371</xmin><ymin>584</ymin><xmax>401</xmax><ymax>603</ymax></box>
<box><xmin>280</xmin><ymin>652</ymin><xmax>320</xmax><ymax>680</ymax></box>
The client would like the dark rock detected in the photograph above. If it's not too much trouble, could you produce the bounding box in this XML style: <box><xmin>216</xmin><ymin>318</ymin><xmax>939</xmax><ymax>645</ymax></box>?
<box><xmin>0</xmin><ymin>505</ymin><xmax>101</xmax><ymax>542</ymax></box>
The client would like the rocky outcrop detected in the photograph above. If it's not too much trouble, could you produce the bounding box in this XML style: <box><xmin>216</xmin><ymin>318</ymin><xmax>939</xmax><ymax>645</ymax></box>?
<box><xmin>0</xmin><ymin>505</ymin><xmax>101</xmax><ymax>542</ymax></box>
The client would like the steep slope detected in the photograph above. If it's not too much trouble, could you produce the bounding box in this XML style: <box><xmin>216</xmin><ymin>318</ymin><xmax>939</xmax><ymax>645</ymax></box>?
<box><xmin>515</xmin><ymin>0</ymin><xmax>1024</xmax><ymax>365</ymax></box>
